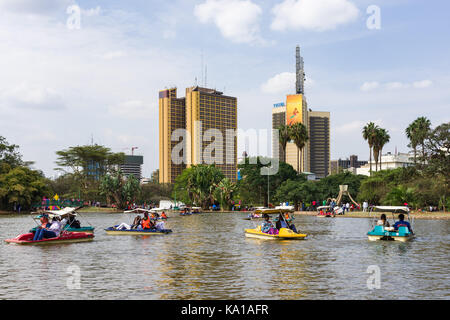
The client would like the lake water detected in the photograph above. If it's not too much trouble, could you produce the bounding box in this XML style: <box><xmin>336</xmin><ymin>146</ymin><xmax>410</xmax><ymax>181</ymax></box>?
<box><xmin>0</xmin><ymin>212</ymin><xmax>449</xmax><ymax>300</ymax></box>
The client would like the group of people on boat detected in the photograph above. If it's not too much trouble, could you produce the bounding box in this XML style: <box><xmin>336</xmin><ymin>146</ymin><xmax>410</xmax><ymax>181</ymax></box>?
<box><xmin>33</xmin><ymin>214</ymin><xmax>65</xmax><ymax>241</ymax></box>
<box><xmin>260</xmin><ymin>213</ymin><xmax>297</xmax><ymax>235</ymax></box>
<box><xmin>377</xmin><ymin>213</ymin><xmax>414</xmax><ymax>234</ymax></box>
<box><xmin>113</xmin><ymin>212</ymin><xmax>167</xmax><ymax>232</ymax></box>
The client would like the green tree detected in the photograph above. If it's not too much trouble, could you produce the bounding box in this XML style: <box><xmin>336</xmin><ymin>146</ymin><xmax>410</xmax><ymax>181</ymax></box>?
<box><xmin>289</xmin><ymin>123</ymin><xmax>309</xmax><ymax>172</ymax></box>
<box><xmin>277</xmin><ymin>124</ymin><xmax>291</xmax><ymax>163</ymax></box>
<box><xmin>213</xmin><ymin>178</ymin><xmax>236</xmax><ymax>211</ymax></box>
<box><xmin>55</xmin><ymin>144</ymin><xmax>125</xmax><ymax>201</ymax></box>
<box><xmin>0</xmin><ymin>166</ymin><xmax>51</xmax><ymax>210</ymax></box>
<box><xmin>373</xmin><ymin>127</ymin><xmax>390</xmax><ymax>171</ymax></box>
<box><xmin>362</xmin><ymin>122</ymin><xmax>379</xmax><ymax>176</ymax></box>
<box><xmin>237</xmin><ymin>157</ymin><xmax>300</xmax><ymax>207</ymax></box>
<box><xmin>99</xmin><ymin>170</ymin><xmax>141</xmax><ymax>209</ymax></box>
<box><xmin>173</xmin><ymin>165</ymin><xmax>224</xmax><ymax>209</ymax></box>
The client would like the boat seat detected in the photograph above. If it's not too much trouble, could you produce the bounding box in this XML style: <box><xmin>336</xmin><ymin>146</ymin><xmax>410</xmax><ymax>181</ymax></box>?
<box><xmin>373</xmin><ymin>225</ymin><xmax>384</xmax><ymax>233</ymax></box>
<box><xmin>397</xmin><ymin>226</ymin><xmax>409</xmax><ymax>234</ymax></box>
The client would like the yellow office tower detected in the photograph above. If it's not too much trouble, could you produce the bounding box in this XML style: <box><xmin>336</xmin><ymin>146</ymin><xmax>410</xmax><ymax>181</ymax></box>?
<box><xmin>159</xmin><ymin>88</ymin><xmax>186</xmax><ymax>184</ymax></box>
<box><xmin>159</xmin><ymin>86</ymin><xmax>237</xmax><ymax>184</ymax></box>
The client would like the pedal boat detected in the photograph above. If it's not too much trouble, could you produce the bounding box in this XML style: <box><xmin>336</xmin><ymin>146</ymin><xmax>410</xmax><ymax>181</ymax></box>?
<box><xmin>31</xmin><ymin>207</ymin><xmax>95</xmax><ymax>234</ymax></box>
<box><xmin>245</xmin><ymin>226</ymin><xmax>307</xmax><ymax>240</ymax></box>
<box><xmin>104</xmin><ymin>227</ymin><xmax>172</xmax><ymax>235</ymax></box>
<box><xmin>367</xmin><ymin>206</ymin><xmax>414</xmax><ymax>242</ymax></box>
<box><xmin>5</xmin><ymin>231</ymin><xmax>94</xmax><ymax>245</ymax></box>
<box><xmin>367</xmin><ymin>225</ymin><xmax>414</xmax><ymax>242</ymax></box>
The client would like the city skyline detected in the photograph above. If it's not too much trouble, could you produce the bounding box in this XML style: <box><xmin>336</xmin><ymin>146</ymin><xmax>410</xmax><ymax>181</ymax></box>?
<box><xmin>0</xmin><ymin>0</ymin><xmax>449</xmax><ymax>179</ymax></box>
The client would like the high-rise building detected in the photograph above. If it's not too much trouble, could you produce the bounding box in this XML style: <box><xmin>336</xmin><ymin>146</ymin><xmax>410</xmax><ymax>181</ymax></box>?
<box><xmin>159</xmin><ymin>88</ymin><xmax>186</xmax><ymax>184</ymax></box>
<box><xmin>271</xmin><ymin>46</ymin><xmax>331</xmax><ymax>178</ymax></box>
<box><xmin>119</xmin><ymin>155</ymin><xmax>144</xmax><ymax>180</ymax></box>
<box><xmin>272</xmin><ymin>103</ymin><xmax>286</xmax><ymax>161</ymax></box>
<box><xmin>159</xmin><ymin>86</ymin><xmax>237</xmax><ymax>184</ymax></box>
<box><xmin>307</xmin><ymin>111</ymin><xmax>330</xmax><ymax>178</ymax></box>
<box><xmin>185</xmin><ymin>86</ymin><xmax>237</xmax><ymax>182</ymax></box>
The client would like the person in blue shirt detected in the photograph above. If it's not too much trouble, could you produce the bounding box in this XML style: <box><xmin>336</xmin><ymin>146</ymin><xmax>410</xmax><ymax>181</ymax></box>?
<box><xmin>393</xmin><ymin>214</ymin><xmax>413</xmax><ymax>234</ymax></box>
<box><xmin>261</xmin><ymin>214</ymin><xmax>273</xmax><ymax>233</ymax></box>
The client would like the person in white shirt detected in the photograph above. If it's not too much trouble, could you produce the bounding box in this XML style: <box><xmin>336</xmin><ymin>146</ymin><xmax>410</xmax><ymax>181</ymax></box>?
<box><xmin>48</xmin><ymin>217</ymin><xmax>64</xmax><ymax>237</ymax></box>
<box><xmin>363</xmin><ymin>201</ymin><xmax>368</xmax><ymax>212</ymax></box>
<box><xmin>345</xmin><ymin>202</ymin><xmax>350</xmax><ymax>213</ymax></box>
<box><xmin>155</xmin><ymin>220</ymin><xmax>166</xmax><ymax>231</ymax></box>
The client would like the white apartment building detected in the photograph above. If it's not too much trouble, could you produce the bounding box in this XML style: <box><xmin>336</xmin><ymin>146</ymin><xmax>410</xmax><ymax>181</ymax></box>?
<box><xmin>356</xmin><ymin>152</ymin><xmax>414</xmax><ymax>176</ymax></box>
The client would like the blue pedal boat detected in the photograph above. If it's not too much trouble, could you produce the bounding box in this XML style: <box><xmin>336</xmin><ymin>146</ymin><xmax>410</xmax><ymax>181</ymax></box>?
<box><xmin>367</xmin><ymin>206</ymin><xmax>414</xmax><ymax>242</ymax></box>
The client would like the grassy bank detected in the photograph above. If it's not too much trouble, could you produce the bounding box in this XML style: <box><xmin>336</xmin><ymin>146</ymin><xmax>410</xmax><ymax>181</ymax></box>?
<box><xmin>76</xmin><ymin>206</ymin><xmax>121</xmax><ymax>213</ymax></box>
<box><xmin>293</xmin><ymin>210</ymin><xmax>450</xmax><ymax>220</ymax></box>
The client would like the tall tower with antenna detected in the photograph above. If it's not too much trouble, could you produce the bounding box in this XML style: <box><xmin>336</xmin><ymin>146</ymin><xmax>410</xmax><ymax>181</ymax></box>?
<box><xmin>295</xmin><ymin>45</ymin><xmax>305</xmax><ymax>94</ymax></box>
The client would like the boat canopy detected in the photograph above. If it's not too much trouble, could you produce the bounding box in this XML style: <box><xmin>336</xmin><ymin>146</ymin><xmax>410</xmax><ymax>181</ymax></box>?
<box><xmin>124</xmin><ymin>208</ymin><xmax>152</xmax><ymax>214</ymax></box>
<box><xmin>35</xmin><ymin>207</ymin><xmax>78</xmax><ymax>218</ymax></box>
<box><xmin>254</xmin><ymin>208</ymin><xmax>293</xmax><ymax>215</ymax></box>
<box><xmin>371</xmin><ymin>206</ymin><xmax>410</xmax><ymax>214</ymax></box>
<box><xmin>316</xmin><ymin>205</ymin><xmax>330</xmax><ymax>211</ymax></box>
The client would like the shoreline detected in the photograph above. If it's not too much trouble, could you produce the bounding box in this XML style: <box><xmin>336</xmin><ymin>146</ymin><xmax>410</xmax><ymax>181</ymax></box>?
<box><xmin>2</xmin><ymin>208</ymin><xmax>449</xmax><ymax>220</ymax></box>
<box><xmin>292</xmin><ymin>210</ymin><xmax>450</xmax><ymax>220</ymax></box>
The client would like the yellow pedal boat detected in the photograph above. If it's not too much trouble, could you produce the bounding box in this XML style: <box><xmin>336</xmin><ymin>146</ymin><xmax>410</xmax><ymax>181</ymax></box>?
<box><xmin>245</xmin><ymin>226</ymin><xmax>307</xmax><ymax>240</ymax></box>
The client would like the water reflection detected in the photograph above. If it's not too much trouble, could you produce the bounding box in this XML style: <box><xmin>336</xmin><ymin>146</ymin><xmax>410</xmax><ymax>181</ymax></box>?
<box><xmin>0</xmin><ymin>213</ymin><xmax>448</xmax><ymax>299</ymax></box>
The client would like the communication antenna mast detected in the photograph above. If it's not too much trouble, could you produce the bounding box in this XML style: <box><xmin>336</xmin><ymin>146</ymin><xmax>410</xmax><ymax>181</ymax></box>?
<box><xmin>296</xmin><ymin>45</ymin><xmax>305</xmax><ymax>94</ymax></box>
<box><xmin>205</xmin><ymin>64</ymin><xmax>207</xmax><ymax>87</ymax></box>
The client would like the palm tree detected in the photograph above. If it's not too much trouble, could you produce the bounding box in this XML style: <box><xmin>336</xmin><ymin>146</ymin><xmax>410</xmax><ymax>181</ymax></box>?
<box><xmin>406</xmin><ymin>121</ymin><xmax>419</xmax><ymax>164</ymax></box>
<box><xmin>406</xmin><ymin>117</ymin><xmax>431</xmax><ymax>165</ymax></box>
<box><xmin>414</xmin><ymin>117</ymin><xmax>431</xmax><ymax>163</ymax></box>
<box><xmin>277</xmin><ymin>124</ymin><xmax>290</xmax><ymax>163</ymax></box>
<box><xmin>377</xmin><ymin>128</ymin><xmax>390</xmax><ymax>171</ymax></box>
<box><xmin>372</xmin><ymin>128</ymin><xmax>390</xmax><ymax>171</ymax></box>
<box><xmin>289</xmin><ymin>122</ymin><xmax>309</xmax><ymax>173</ymax></box>
<box><xmin>362</xmin><ymin>122</ymin><xmax>379</xmax><ymax>176</ymax></box>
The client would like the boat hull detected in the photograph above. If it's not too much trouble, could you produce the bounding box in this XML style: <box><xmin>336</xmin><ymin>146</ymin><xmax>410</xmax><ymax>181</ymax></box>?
<box><xmin>5</xmin><ymin>232</ymin><xmax>94</xmax><ymax>245</ymax></box>
<box><xmin>367</xmin><ymin>234</ymin><xmax>413</xmax><ymax>242</ymax></box>
<box><xmin>104</xmin><ymin>228</ymin><xmax>172</xmax><ymax>235</ymax></box>
<box><xmin>367</xmin><ymin>226</ymin><xmax>414</xmax><ymax>242</ymax></box>
<box><xmin>245</xmin><ymin>227</ymin><xmax>307</xmax><ymax>240</ymax></box>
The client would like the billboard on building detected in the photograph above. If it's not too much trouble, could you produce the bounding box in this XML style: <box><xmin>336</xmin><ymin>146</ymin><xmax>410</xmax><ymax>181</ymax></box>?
<box><xmin>286</xmin><ymin>94</ymin><xmax>302</xmax><ymax>126</ymax></box>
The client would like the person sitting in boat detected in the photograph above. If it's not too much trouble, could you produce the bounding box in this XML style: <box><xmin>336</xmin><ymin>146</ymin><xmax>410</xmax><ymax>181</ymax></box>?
<box><xmin>261</xmin><ymin>214</ymin><xmax>273</xmax><ymax>233</ymax></box>
<box><xmin>377</xmin><ymin>214</ymin><xmax>390</xmax><ymax>227</ymax></box>
<box><xmin>141</xmin><ymin>212</ymin><xmax>155</xmax><ymax>230</ymax></box>
<box><xmin>161</xmin><ymin>211</ymin><xmax>168</xmax><ymax>219</ymax></box>
<box><xmin>276</xmin><ymin>214</ymin><xmax>288</xmax><ymax>229</ymax></box>
<box><xmin>261</xmin><ymin>214</ymin><xmax>278</xmax><ymax>235</ymax></box>
<box><xmin>393</xmin><ymin>214</ymin><xmax>414</xmax><ymax>234</ymax></box>
<box><xmin>131</xmin><ymin>215</ymin><xmax>142</xmax><ymax>229</ymax></box>
<box><xmin>33</xmin><ymin>215</ymin><xmax>57</xmax><ymax>241</ymax></box>
<box><xmin>67</xmin><ymin>215</ymin><xmax>81</xmax><ymax>229</ymax></box>
<box><xmin>155</xmin><ymin>220</ymin><xmax>167</xmax><ymax>232</ymax></box>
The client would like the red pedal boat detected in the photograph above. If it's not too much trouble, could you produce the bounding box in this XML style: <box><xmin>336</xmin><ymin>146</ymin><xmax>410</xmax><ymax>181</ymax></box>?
<box><xmin>5</xmin><ymin>231</ymin><xmax>94</xmax><ymax>245</ymax></box>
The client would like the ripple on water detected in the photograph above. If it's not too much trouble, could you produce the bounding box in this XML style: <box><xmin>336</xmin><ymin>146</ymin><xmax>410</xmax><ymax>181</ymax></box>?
<box><xmin>0</xmin><ymin>213</ymin><xmax>449</xmax><ymax>299</ymax></box>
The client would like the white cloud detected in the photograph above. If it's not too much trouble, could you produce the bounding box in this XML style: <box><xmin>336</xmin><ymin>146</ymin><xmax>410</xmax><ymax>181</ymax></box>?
<box><xmin>413</xmin><ymin>79</ymin><xmax>433</xmax><ymax>88</ymax></box>
<box><xmin>360</xmin><ymin>81</ymin><xmax>379</xmax><ymax>92</ymax></box>
<box><xmin>194</xmin><ymin>0</ymin><xmax>263</xmax><ymax>44</ymax></box>
<box><xmin>0</xmin><ymin>0</ymin><xmax>71</xmax><ymax>15</ymax></box>
<box><xmin>261</xmin><ymin>72</ymin><xmax>295</xmax><ymax>94</ymax></box>
<box><xmin>360</xmin><ymin>80</ymin><xmax>433</xmax><ymax>91</ymax></box>
<box><xmin>271</xmin><ymin>0</ymin><xmax>359</xmax><ymax>32</ymax></box>
<box><xmin>82</xmin><ymin>6</ymin><xmax>101</xmax><ymax>17</ymax></box>
<box><xmin>1</xmin><ymin>83</ymin><xmax>65</xmax><ymax>110</ymax></box>
<box><xmin>101</xmin><ymin>50</ymin><xmax>127</xmax><ymax>59</ymax></box>
<box><xmin>108</xmin><ymin>100</ymin><xmax>155</xmax><ymax>120</ymax></box>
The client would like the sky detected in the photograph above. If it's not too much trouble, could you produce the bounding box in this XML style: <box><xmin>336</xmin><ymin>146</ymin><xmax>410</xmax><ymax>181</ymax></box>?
<box><xmin>0</xmin><ymin>0</ymin><xmax>449</xmax><ymax>179</ymax></box>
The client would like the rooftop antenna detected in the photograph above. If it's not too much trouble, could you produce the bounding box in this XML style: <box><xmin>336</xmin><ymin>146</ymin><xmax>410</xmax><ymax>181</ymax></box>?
<box><xmin>201</xmin><ymin>50</ymin><xmax>204</xmax><ymax>87</ymax></box>
<box><xmin>91</xmin><ymin>133</ymin><xmax>94</xmax><ymax>145</ymax></box>
<box><xmin>296</xmin><ymin>45</ymin><xmax>305</xmax><ymax>94</ymax></box>
<box><xmin>205</xmin><ymin>64</ymin><xmax>207</xmax><ymax>87</ymax></box>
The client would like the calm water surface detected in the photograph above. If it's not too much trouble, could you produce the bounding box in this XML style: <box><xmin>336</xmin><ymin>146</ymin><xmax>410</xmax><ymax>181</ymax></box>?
<box><xmin>0</xmin><ymin>212</ymin><xmax>449</xmax><ymax>299</ymax></box>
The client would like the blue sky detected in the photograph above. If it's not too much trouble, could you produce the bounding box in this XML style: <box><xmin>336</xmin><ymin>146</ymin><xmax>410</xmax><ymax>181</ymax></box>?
<box><xmin>0</xmin><ymin>0</ymin><xmax>449</xmax><ymax>178</ymax></box>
